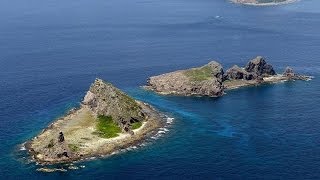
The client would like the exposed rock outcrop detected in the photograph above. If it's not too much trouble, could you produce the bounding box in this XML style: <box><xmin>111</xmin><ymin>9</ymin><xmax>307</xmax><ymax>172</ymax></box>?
<box><xmin>146</xmin><ymin>61</ymin><xmax>224</xmax><ymax>97</ymax></box>
<box><xmin>244</xmin><ymin>56</ymin><xmax>276</xmax><ymax>77</ymax></box>
<box><xmin>283</xmin><ymin>67</ymin><xmax>295</xmax><ymax>78</ymax></box>
<box><xmin>226</xmin><ymin>65</ymin><xmax>255</xmax><ymax>80</ymax></box>
<box><xmin>282</xmin><ymin>66</ymin><xmax>311</xmax><ymax>81</ymax></box>
<box><xmin>58</xmin><ymin>132</ymin><xmax>65</xmax><ymax>143</ymax></box>
<box><xmin>145</xmin><ymin>56</ymin><xmax>311</xmax><ymax>96</ymax></box>
<box><xmin>225</xmin><ymin>56</ymin><xmax>275</xmax><ymax>83</ymax></box>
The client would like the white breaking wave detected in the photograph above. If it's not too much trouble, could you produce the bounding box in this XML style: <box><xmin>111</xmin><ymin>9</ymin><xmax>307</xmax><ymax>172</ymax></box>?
<box><xmin>159</xmin><ymin>127</ymin><xmax>169</xmax><ymax>132</ymax></box>
<box><xmin>20</xmin><ymin>145</ymin><xmax>26</xmax><ymax>151</ymax></box>
<box><xmin>150</xmin><ymin>116</ymin><xmax>174</xmax><ymax>140</ymax></box>
<box><xmin>111</xmin><ymin>116</ymin><xmax>175</xmax><ymax>156</ymax></box>
<box><xmin>166</xmin><ymin>117</ymin><xmax>174</xmax><ymax>124</ymax></box>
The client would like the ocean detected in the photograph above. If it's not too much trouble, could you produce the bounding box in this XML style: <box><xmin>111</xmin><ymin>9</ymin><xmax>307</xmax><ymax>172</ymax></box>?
<box><xmin>0</xmin><ymin>0</ymin><xmax>320</xmax><ymax>179</ymax></box>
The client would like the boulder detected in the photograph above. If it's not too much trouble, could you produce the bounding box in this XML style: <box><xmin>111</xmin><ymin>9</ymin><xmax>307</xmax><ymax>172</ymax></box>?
<box><xmin>245</xmin><ymin>56</ymin><xmax>276</xmax><ymax>76</ymax></box>
<box><xmin>58</xmin><ymin>132</ymin><xmax>65</xmax><ymax>143</ymax></box>
<box><xmin>57</xmin><ymin>152</ymin><xmax>69</xmax><ymax>158</ymax></box>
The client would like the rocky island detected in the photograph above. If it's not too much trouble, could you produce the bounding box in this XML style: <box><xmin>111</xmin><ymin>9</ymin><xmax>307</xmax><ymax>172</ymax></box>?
<box><xmin>26</xmin><ymin>79</ymin><xmax>164</xmax><ymax>165</ymax></box>
<box><xmin>231</xmin><ymin>0</ymin><xmax>297</xmax><ymax>6</ymax></box>
<box><xmin>145</xmin><ymin>56</ymin><xmax>311</xmax><ymax>97</ymax></box>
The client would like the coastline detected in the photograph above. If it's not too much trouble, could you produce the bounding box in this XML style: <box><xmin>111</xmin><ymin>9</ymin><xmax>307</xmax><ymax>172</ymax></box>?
<box><xmin>25</xmin><ymin>101</ymin><xmax>166</xmax><ymax>165</ymax></box>
<box><xmin>230</xmin><ymin>0</ymin><xmax>298</xmax><ymax>6</ymax></box>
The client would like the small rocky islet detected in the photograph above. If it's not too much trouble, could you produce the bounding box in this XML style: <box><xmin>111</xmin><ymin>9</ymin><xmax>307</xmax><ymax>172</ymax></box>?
<box><xmin>25</xmin><ymin>79</ymin><xmax>164</xmax><ymax>165</ymax></box>
<box><xmin>145</xmin><ymin>56</ymin><xmax>311</xmax><ymax>97</ymax></box>
<box><xmin>231</xmin><ymin>0</ymin><xmax>296</xmax><ymax>6</ymax></box>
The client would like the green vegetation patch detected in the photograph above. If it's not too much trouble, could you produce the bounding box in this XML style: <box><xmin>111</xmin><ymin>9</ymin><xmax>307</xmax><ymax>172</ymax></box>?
<box><xmin>95</xmin><ymin>115</ymin><xmax>121</xmax><ymax>138</ymax></box>
<box><xmin>184</xmin><ymin>66</ymin><xmax>213</xmax><ymax>81</ymax></box>
<box><xmin>131</xmin><ymin>121</ymin><xmax>142</xmax><ymax>130</ymax></box>
<box><xmin>68</xmin><ymin>144</ymin><xmax>80</xmax><ymax>152</ymax></box>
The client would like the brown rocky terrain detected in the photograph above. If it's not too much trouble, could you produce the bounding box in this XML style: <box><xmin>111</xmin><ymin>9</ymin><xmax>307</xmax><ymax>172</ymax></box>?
<box><xmin>145</xmin><ymin>56</ymin><xmax>311</xmax><ymax>96</ymax></box>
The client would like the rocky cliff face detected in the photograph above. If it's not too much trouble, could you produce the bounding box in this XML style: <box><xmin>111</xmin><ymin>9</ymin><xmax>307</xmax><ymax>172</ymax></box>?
<box><xmin>226</xmin><ymin>65</ymin><xmax>254</xmax><ymax>80</ymax></box>
<box><xmin>146</xmin><ymin>61</ymin><xmax>224</xmax><ymax>97</ymax></box>
<box><xmin>244</xmin><ymin>56</ymin><xmax>276</xmax><ymax>77</ymax></box>
<box><xmin>225</xmin><ymin>56</ymin><xmax>275</xmax><ymax>82</ymax></box>
<box><xmin>83</xmin><ymin>79</ymin><xmax>145</xmax><ymax>132</ymax></box>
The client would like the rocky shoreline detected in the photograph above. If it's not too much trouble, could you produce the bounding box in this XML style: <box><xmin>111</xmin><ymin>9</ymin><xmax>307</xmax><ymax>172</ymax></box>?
<box><xmin>145</xmin><ymin>56</ymin><xmax>312</xmax><ymax>97</ymax></box>
<box><xmin>230</xmin><ymin>0</ymin><xmax>297</xmax><ymax>6</ymax></box>
<box><xmin>25</xmin><ymin>79</ymin><xmax>165</xmax><ymax>165</ymax></box>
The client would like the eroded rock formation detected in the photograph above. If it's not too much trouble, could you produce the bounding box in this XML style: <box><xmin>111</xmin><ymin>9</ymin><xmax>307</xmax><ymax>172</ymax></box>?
<box><xmin>226</xmin><ymin>65</ymin><xmax>254</xmax><ymax>80</ymax></box>
<box><xmin>282</xmin><ymin>66</ymin><xmax>310</xmax><ymax>81</ymax></box>
<box><xmin>283</xmin><ymin>67</ymin><xmax>295</xmax><ymax>77</ymax></box>
<box><xmin>244</xmin><ymin>56</ymin><xmax>276</xmax><ymax>77</ymax></box>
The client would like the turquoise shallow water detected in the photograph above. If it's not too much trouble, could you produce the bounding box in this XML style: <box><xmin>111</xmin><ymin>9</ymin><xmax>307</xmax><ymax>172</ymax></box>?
<box><xmin>0</xmin><ymin>0</ymin><xmax>320</xmax><ymax>179</ymax></box>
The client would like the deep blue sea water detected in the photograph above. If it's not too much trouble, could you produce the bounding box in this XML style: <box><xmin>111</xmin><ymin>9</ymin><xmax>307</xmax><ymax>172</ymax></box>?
<box><xmin>1</xmin><ymin>0</ymin><xmax>320</xmax><ymax>179</ymax></box>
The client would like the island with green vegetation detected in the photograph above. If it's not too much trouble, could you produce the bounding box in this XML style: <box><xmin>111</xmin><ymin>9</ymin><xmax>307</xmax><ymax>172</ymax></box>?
<box><xmin>25</xmin><ymin>79</ymin><xmax>164</xmax><ymax>165</ymax></box>
<box><xmin>230</xmin><ymin>0</ymin><xmax>297</xmax><ymax>6</ymax></box>
<box><xmin>145</xmin><ymin>56</ymin><xmax>311</xmax><ymax>97</ymax></box>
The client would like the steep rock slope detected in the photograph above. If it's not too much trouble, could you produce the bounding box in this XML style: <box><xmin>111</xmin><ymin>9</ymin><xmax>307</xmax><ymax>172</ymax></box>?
<box><xmin>83</xmin><ymin>79</ymin><xmax>145</xmax><ymax>133</ymax></box>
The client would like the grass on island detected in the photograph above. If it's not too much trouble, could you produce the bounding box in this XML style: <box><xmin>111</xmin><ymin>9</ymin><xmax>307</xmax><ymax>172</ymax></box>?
<box><xmin>68</xmin><ymin>144</ymin><xmax>80</xmax><ymax>152</ymax></box>
<box><xmin>131</xmin><ymin>121</ymin><xmax>142</xmax><ymax>130</ymax></box>
<box><xmin>95</xmin><ymin>115</ymin><xmax>121</xmax><ymax>138</ymax></box>
<box><xmin>184</xmin><ymin>66</ymin><xmax>213</xmax><ymax>81</ymax></box>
